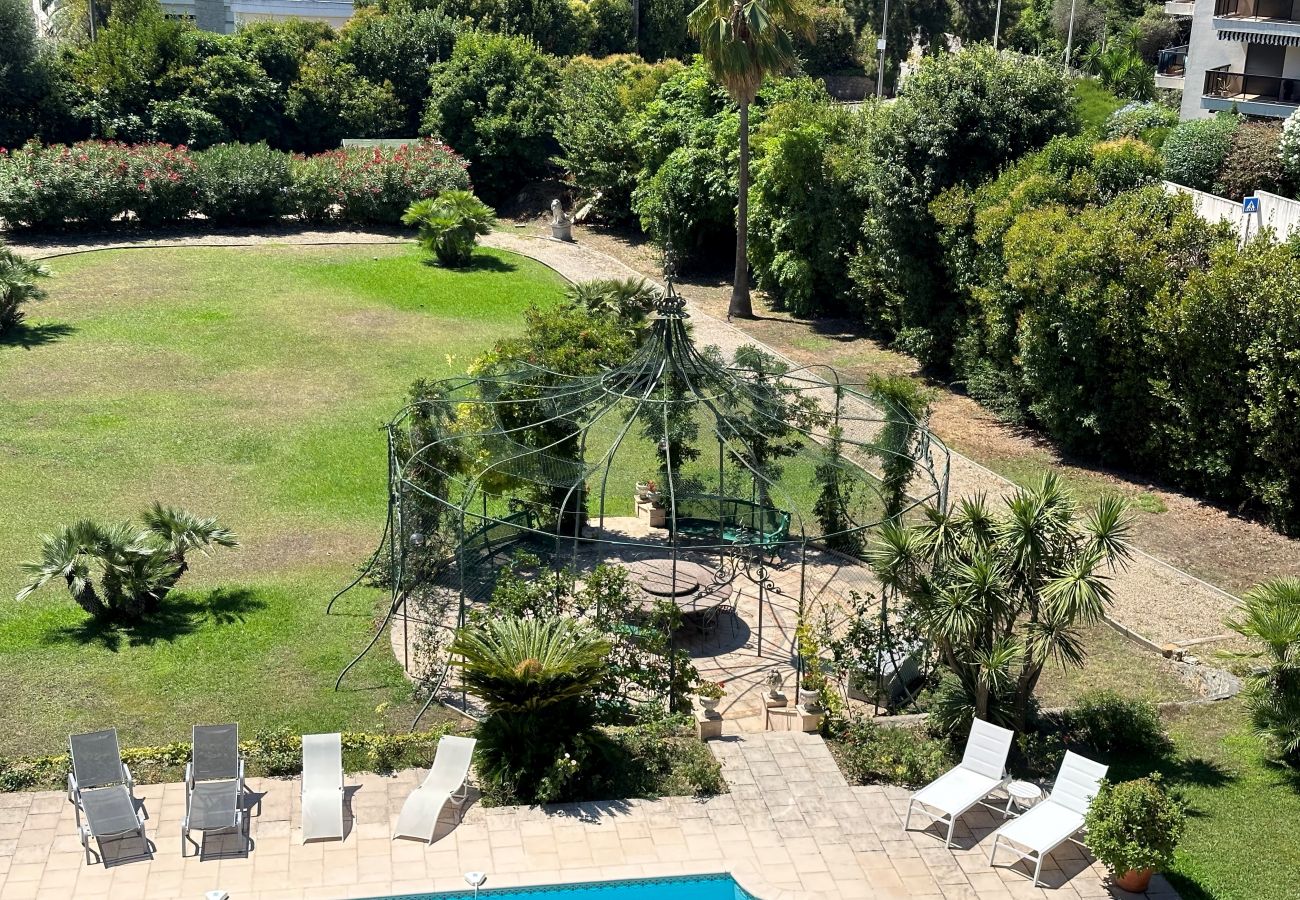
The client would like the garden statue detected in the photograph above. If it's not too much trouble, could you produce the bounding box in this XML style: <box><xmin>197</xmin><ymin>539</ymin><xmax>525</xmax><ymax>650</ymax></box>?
<box><xmin>550</xmin><ymin>199</ymin><xmax>574</xmax><ymax>242</ymax></box>
<box><xmin>766</xmin><ymin>669</ymin><xmax>787</xmax><ymax>701</ymax></box>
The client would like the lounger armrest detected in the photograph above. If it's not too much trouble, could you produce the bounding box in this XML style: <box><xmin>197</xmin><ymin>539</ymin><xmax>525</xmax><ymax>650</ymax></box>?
<box><xmin>237</xmin><ymin>758</ymin><xmax>246</xmax><ymax>792</ymax></box>
<box><xmin>68</xmin><ymin>773</ymin><xmax>78</xmax><ymax>806</ymax></box>
<box><xmin>123</xmin><ymin>763</ymin><xmax>134</xmax><ymax>790</ymax></box>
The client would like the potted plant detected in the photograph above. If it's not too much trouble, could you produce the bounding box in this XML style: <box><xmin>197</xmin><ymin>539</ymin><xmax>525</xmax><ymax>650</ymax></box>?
<box><xmin>1084</xmin><ymin>775</ymin><xmax>1186</xmax><ymax>893</ymax></box>
<box><xmin>798</xmin><ymin>671</ymin><xmax>825</xmax><ymax>711</ymax></box>
<box><xmin>697</xmin><ymin>680</ymin><xmax>725</xmax><ymax>713</ymax></box>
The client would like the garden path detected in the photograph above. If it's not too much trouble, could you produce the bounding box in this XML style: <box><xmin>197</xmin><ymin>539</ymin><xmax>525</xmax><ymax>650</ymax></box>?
<box><xmin>0</xmin><ymin>730</ymin><xmax>1180</xmax><ymax>899</ymax></box>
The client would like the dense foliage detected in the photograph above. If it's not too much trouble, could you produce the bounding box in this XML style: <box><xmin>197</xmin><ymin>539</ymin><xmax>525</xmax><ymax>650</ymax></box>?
<box><xmin>1085</xmin><ymin>775</ymin><xmax>1187</xmax><ymax>876</ymax></box>
<box><xmin>1161</xmin><ymin>113</ymin><xmax>1239</xmax><ymax>194</ymax></box>
<box><xmin>0</xmin><ymin>139</ymin><xmax>468</xmax><ymax>230</ymax></box>
<box><xmin>869</xmin><ymin>476</ymin><xmax>1132</xmax><ymax>732</ymax></box>
<box><xmin>1224</xmin><ymin>578</ymin><xmax>1300</xmax><ymax>764</ymax></box>
<box><xmin>0</xmin><ymin>246</ymin><xmax>51</xmax><ymax>334</ymax></box>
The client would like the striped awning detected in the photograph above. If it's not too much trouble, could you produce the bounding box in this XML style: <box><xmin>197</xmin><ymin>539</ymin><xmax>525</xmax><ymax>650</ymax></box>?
<box><xmin>1218</xmin><ymin>28</ymin><xmax>1300</xmax><ymax>45</ymax></box>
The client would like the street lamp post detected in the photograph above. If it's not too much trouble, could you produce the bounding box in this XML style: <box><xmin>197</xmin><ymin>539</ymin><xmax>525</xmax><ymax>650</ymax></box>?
<box><xmin>1064</xmin><ymin>0</ymin><xmax>1078</xmax><ymax>68</ymax></box>
<box><xmin>993</xmin><ymin>0</ymin><xmax>1003</xmax><ymax>49</ymax></box>
<box><xmin>876</xmin><ymin>0</ymin><xmax>890</xmax><ymax>98</ymax></box>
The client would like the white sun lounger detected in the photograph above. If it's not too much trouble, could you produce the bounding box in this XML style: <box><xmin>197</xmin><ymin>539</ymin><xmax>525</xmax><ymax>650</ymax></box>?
<box><xmin>904</xmin><ymin>718</ymin><xmax>1015</xmax><ymax>847</ymax></box>
<box><xmin>393</xmin><ymin>735</ymin><xmax>477</xmax><ymax>843</ymax></box>
<box><xmin>989</xmin><ymin>750</ymin><xmax>1109</xmax><ymax>886</ymax></box>
<box><xmin>301</xmin><ymin>733</ymin><xmax>345</xmax><ymax>843</ymax></box>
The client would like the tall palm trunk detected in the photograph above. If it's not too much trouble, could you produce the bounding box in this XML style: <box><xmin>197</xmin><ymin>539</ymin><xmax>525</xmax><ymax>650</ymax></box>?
<box><xmin>728</xmin><ymin>100</ymin><xmax>754</xmax><ymax>320</ymax></box>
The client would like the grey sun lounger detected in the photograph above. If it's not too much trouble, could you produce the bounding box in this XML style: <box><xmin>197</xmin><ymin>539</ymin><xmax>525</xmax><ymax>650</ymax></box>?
<box><xmin>68</xmin><ymin>729</ymin><xmax>150</xmax><ymax>865</ymax></box>
<box><xmin>182</xmin><ymin>723</ymin><xmax>249</xmax><ymax>857</ymax></box>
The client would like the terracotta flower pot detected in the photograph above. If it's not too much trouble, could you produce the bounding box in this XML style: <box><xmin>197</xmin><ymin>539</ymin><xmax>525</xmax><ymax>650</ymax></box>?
<box><xmin>1115</xmin><ymin>868</ymin><xmax>1154</xmax><ymax>892</ymax></box>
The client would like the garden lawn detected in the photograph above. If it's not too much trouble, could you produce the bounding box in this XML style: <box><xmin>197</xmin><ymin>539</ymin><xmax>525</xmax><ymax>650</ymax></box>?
<box><xmin>1155</xmin><ymin>701</ymin><xmax>1300</xmax><ymax>900</ymax></box>
<box><xmin>0</xmin><ymin>243</ymin><xmax>565</xmax><ymax>758</ymax></box>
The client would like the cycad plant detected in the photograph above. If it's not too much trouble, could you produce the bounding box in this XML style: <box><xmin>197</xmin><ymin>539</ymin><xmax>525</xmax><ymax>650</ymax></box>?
<box><xmin>451</xmin><ymin>616</ymin><xmax>611</xmax><ymax>803</ymax></box>
<box><xmin>1223</xmin><ymin>578</ymin><xmax>1300</xmax><ymax>764</ymax></box>
<box><xmin>18</xmin><ymin>505</ymin><xmax>238</xmax><ymax>621</ymax></box>
<box><xmin>688</xmin><ymin>0</ymin><xmax>811</xmax><ymax>320</ymax></box>
<box><xmin>868</xmin><ymin>475</ymin><xmax>1131</xmax><ymax>732</ymax></box>
<box><xmin>0</xmin><ymin>246</ymin><xmax>51</xmax><ymax>334</ymax></box>
<box><xmin>565</xmin><ymin>278</ymin><xmax>660</xmax><ymax>334</ymax></box>
<box><xmin>402</xmin><ymin>190</ymin><xmax>496</xmax><ymax>268</ymax></box>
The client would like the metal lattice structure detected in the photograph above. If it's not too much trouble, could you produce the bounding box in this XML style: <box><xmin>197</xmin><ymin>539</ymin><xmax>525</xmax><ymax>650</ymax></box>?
<box><xmin>332</xmin><ymin>281</ymin><xmax>951</xmax><ymax>724</ymax></box>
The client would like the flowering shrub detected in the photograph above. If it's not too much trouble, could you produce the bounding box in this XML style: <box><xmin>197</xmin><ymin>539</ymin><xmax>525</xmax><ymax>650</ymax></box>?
<box><xmin>0</xmin><ymin>141</ymin><xmax>136</xmax><ymax>230</ymax></box>
<box><xmin>192</xmin><ymin>142</ymin><xmax>292</xmax><ymax>225</ymax></box>
<box><xmin>0</xmin><ymin>139</ymin><xmax>469</xmax><ymax>231</ymax></box>
<box><xmin>292</xmin><ymin>140</ymin><xmax>471</xmax><ymax>225</ymax></box>
<box><xmin>126</xmin><ymin>143</ymin><xmax>199</xmax><ymax>226</ymax></box>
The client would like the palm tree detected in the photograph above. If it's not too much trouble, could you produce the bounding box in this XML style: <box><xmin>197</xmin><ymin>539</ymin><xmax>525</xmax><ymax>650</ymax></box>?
<box><xmin>1223</xmin><ymin>578</ymin><xmax>1300</xmax><ymax>763</ymax></box>
<box><xmin>451</xmin><ymin>616</ymin><xmax>610</xmax><ymax>802</ymax></box>
<box><xmin>868</xmin><ymin>475</ymin><xmax>1131</xmax><ymax>730</ymax></box>
<box><xmin>401</xmin><ymin>191</ymin><xmax>496</xmax><ymax>268</ymax></box>
<box><xmin>141</xmin><ymin>502</ymin><xmax>239</xmax><ymax>597</ymax></box>
<box><xmin>688</xmin><ymin>0</ymin><xmax>810</xmax><ymax>320</ymax></box>
<box><xmin>0</xmin><ymin>246</ymin><xmax>51</xmax><ymax>335</ymax></box>
<box><xmin>17</xmin><ymin>505</ymin><xmax>236</xmax><ymax>621</ymax></box>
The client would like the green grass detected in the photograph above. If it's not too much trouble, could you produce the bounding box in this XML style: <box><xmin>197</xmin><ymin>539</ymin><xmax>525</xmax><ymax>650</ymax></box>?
<box><xmin>1074</xmin><ymin>78</ymin><xmax>1125</xmax><ymax>133</ymax></box>
<box><xmin>1113</xmin><ymin>702</ymin><xmax>1300</xmax><ymax>900</ymax></box>
<box><xmin>0</xmin><ymin>244</ymin><xmax>566</xmax><ymax>757</ymax></box>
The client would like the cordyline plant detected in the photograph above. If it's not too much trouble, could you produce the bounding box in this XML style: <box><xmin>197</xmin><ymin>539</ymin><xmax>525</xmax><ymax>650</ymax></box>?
<box><xmin>17</xmin><ymin>503</ymin><xmax>238</xmax><ymax>621</ymax></box>
<box><xmin>867</xmin><ymin>474</ymin><xmax>1131</xmax><ymax>731</ymax></box>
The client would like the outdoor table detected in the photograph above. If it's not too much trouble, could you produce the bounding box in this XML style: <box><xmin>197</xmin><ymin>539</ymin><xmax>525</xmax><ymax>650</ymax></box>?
<box><xmin>625</xmin><ymin>558</ymin><xmax>733</xmax><ymax>619</ymax></box>
<box><xmin>1004</xmin><ymin>779</ymin><xmax>1045</xmax><ymax>816</ymax></box>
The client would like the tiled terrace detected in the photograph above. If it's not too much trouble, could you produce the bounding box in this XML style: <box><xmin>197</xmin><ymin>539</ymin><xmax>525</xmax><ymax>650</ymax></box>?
<box><xmin>0</xmin><ymin>731</ymin><xmax>1177</xmax><ymax>900</ymax></box>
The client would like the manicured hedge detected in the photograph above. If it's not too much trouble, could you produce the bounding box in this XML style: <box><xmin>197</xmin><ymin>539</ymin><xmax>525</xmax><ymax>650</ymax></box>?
<box><xmin>0</xmin><ymin>138</ymin><xmax>470</xmax><ymax>231</ymax></box>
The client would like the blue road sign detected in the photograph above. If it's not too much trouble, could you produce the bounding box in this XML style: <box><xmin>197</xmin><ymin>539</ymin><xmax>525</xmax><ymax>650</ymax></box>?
<box><xmin>1243</xmin><ymin>196</ymin><xmax>1261</xmax><ymax>214</ymax></box>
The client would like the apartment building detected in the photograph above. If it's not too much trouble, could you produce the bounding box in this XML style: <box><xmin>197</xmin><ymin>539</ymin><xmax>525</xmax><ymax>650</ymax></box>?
<box><xmin>32</xmin><ymin>0</ymin><xmax>354</xmax><ymax>36</ymax></box>
<box><xmin>1159</xmin><ymin>0</ymin><xmax>1300</xmax><ymax>119</ymax></box>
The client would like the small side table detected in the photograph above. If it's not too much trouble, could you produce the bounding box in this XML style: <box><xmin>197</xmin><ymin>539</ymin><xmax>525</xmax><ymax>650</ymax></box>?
<box><xmin>1004</xmin><ymin>780</ymin><xmax>1045</xmax><ymax>817</ymax></box>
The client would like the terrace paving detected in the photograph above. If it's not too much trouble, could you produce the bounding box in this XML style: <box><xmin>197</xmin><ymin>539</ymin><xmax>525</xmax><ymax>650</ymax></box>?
<box><xmin>0</xmin><ymin>730</ymin><xmax>1177</xmax><ymax>900</ymax></box>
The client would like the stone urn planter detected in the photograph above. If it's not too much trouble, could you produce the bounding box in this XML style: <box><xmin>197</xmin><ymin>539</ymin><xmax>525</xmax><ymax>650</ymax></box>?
<box><xmin>698</xmin><ymin>696</ymin><xmax>720</xmax><ymax>713</ymax></box>
<box><xmin>797</xmin><ymin>687</ymin><xmax>821</xmax><ymax>711</ymax></box>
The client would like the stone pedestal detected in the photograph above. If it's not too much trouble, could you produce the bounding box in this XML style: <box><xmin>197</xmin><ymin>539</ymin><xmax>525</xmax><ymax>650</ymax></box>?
<box><xmin>695</xmin><ymin>708</ymin><xmax>723</xmax><ymax>741</ymax></box>
<box><xmin>767</xmin><ymin>703</ymin><xmax>823</xmax><ymax>733</ymax></box>
<box><xmin>551</xmin><ymin>222</ymin><xmax>574</xmax><ymax>242</ymax></box>
<box><xmin>635</xmin><ymin>498</ymin><xmax>666</xmax><ymax>528</ymax></box>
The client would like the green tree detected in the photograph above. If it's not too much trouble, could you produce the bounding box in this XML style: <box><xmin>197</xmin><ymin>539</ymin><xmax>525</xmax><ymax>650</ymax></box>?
<box><xmin>868</xmin><ymin>475</ymin><xmax>1131</xmax><ymax>730</ymax></box>
<box><xmin>402</xmin><ymin>190</ymin><xmax>496</xmax><ymax>267</ymax></box>
<box><xmin>1223</xmin><ymin>578</ymin><xmax>1300</xmax><ymax>764</ymax></box>
<box><xmin>0</xmin><ymin>247</ymin><xmax>51</xmax><ymax>335</ymax></box>
<box><xmin>286</xmin><ymin>52</ymin><xmax>405</xmax><ymax>153</ymax></box>
<box><xmin>687</xmin><ymin>0</ymin><xmax>810</xmax><ymax>320</ymax></box>
<box><xmin>0</xmin><ymin>0</ymin><xmax>61</xmax><ymax>147</ymax></box>
<box><xmin>422</xmin><ymin>31</ymin><xmax>560</xmax><ymax>202</ymax></box>
<box><xmin>338</xmin><ymin>6</ymin><xmax>459</xmax><ymax>134</ymax></box>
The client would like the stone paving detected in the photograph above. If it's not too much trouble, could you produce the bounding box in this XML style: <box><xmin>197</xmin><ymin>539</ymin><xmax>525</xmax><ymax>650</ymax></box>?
<box><xmin>0</xmin><ymin>730</ymin><xmax>1178</xmax><ymax>900</ymax></box>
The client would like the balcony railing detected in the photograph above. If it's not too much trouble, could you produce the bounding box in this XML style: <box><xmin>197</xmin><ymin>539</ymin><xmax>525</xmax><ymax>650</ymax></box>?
<box><xmin>1204</xmin><ymin>65</ymin><xmax>1300</xmax><ymax>105</ymax></box>
<box><xmin>1214</xmin><ymin>0</ymin><xmax>1300</xmax><ymax>20</ymax></box>
<box><xmin>1158</xmin><ymin>45</ymin><xmax>1189</xmax><ymax>76</ymax></box>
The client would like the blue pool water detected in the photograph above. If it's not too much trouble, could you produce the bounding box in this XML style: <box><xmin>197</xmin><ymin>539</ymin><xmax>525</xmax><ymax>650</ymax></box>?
<box><xmin>370</xmin><ymin>873</ymin><xmax>758</xmax><ymax>900</ymax></box>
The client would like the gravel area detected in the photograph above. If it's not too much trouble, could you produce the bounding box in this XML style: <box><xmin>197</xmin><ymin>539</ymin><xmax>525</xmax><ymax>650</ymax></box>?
<box><xmin>6</xmin><ymin>225</ymin><xmax>1239</xmax><ymax>649</ymax></box>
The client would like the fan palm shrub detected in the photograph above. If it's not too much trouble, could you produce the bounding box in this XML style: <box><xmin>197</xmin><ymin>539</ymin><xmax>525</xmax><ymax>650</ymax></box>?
<box><xmin>565</xmin><ymin>278</ymin><xmax>660</xmax><ymax>331</ymax></box>
<box><xmin>868</xmin><ymin>475</ymin><xmax>1131</xmax><ymax>732</ymax></box>
<box><xmin>402</xmin><ymin>190</ymin><xmax>496</xmax><ymax>267</ymax></box>
<box><xmin>17</xmin><ymin>505</ymin><xmax>238</xmax><ymax>621</ymax></box>
<box><xmin>0</xmin><ymin>246</ymin><xmax>50</xmax><ymax>335</ymax></box>
<box><xmin>1223</xmin><ymin>577</ymin><xmax>1300</xmax><ymax>764</ymax></box>
<box><xmin>451</xmin><ymin>616</ymin><xmax>611</xmax><ymax>803</ymax></box>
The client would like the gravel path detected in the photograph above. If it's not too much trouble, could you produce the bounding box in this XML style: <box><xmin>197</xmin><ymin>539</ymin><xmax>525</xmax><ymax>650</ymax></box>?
<box><xmin>8</xmin><ymin>226</ymin><xmax>1238</xmax><ymax>648</ymax></box>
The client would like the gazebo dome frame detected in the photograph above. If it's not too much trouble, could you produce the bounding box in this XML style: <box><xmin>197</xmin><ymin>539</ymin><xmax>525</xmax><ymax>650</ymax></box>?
<box><xmin>332</xmin><ymin>281</ymin><xmax>951</xmax><ymax>723</ymax></box>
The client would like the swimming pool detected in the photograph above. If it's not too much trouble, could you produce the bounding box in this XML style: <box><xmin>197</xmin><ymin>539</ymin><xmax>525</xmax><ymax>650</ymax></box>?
<box><xmin>369</xmin><ymin>873</ymin><xmax>759</xmax><ymax>899</ymax></box>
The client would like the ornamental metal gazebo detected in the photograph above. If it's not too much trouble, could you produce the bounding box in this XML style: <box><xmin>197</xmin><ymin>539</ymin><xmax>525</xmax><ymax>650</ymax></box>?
<box><xmin>332</xmin><ymin>280</ymin><xmax>950</xmax><ymax>725</ymax></box>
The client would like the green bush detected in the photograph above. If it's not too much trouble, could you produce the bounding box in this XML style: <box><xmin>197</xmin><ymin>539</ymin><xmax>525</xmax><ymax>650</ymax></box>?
<box><xmin>585</xmin><ymin>0</ymin><xmax>633</xmax><ymax>55</ymax></box>
<box><xmin>793</xmin><ymin>5</ymin><xmax>859</xmax><ymax>75</ymax></box>
<box><xmin>1061</xmin><ymin>691</ymin><xmax>1173</xmax><ymax>763</ymax></box>
<box><xmin>0</xmin><ymin>726</ymin><xmax>460</xmax><ymax>792</ymax></box>
<box><xmin>850</xmin><ymin>46</ymin><xmax>1077</xmax><ymax>368</ymax></box>
<box><xmin>1215</xmin><ymin>121</ymin><xmax>1286</xmax><ymax>202</ymax></box>
<box><xmin>1281</xmin><ymin>107</ymin><xmax>1300</xmax><ymax>193</ymax></box>
<box><xmin>1084</xmin><ymin>775</ymin><xmax>1186</xmax><ymax>876</ymax></box>
<box><xmin>193</xmin><ymin>142</ymin><xmax>292</xmax><ymax>225</ymax></box>
<box><xmin>1104</xmin><ymin>101</ymin><xmax>1178</xmax><ymax>140</ymax></box>
<box><xmin>1161</xmin><ymin>113</ymin><xmax>1239</xmax><ymax>192</ymax></box>
<box><xmin>637</xmin><ymin>0</ymin><xmax>695</xmax><ymax>60</ymax></box>
<box><xmin>829</xmin><ymin>718</ymin><xmax>955</xmax><ymax>788</ymax></box>
<box><xmin>402</xmin><ymin>190</ymin><xmax>496</xmax><ymax>267</ymax></box>
<box><xmin>748</xmin><ymin>94</ymin><xmax>859</xmax><ymax>316</ymax></box>
<box><xmin>285</xmin><ymin>52</ymin><xmax>405</xmax><ymax>154</ymax></box>
<box><xmin>1224</xmin><ymin>578</ymin><xmax>1300</xmax><ymax>763</ymax></box>
<box><xmin>422</xmin><ymin>31</ymin><xmax>560</xmax><ymax>202</ymax></box>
